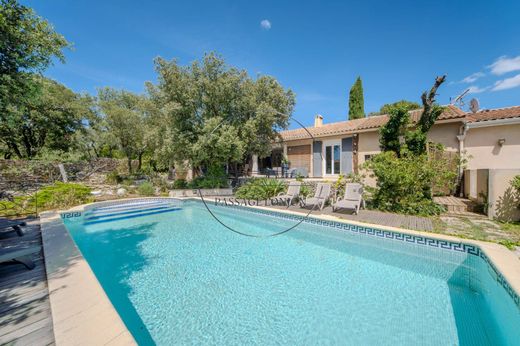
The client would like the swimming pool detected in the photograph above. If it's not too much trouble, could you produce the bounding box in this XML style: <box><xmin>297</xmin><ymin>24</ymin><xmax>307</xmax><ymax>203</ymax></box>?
<box><xmin>62</xmin><ymin>199</ymin><xmax>520</xmax><ymax>345</ymax></box>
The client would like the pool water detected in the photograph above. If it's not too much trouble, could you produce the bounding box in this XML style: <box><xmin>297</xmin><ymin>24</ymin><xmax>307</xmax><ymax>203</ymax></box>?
<box><xmin>63</xmin><ymin>200</ymin><xmax>520</xmax><ymax>345</ymax></box>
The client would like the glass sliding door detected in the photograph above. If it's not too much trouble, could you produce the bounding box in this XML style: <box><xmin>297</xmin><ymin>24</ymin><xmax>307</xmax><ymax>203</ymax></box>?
<box><xmin>323</xmin><ymin>141</ymin><xmax>341</xmax><ymax>175</ymax></box>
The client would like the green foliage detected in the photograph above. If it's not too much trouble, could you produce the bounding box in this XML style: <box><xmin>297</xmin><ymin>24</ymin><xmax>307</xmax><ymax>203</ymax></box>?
<box><xmin>32</xmin><ymin>182</ymin><xmax>92</xmax><ymax>210</ymax></box>
<box><xmin>0</xmin><ymin>0</ymin><xmax>72</xmax><ymax>159</ymax></box>
<box><xmin>379</xmin><ymin>100</ymin><xmax>420</xmax><ymax>115</ymax></box>
<box><xmin>147</xmin><ymin>53</ymin><xmax>295</xmax><ymax>170</ymax></box>
<box><xmin>348</xmin><ymin>76</ymin><xmax>365</xmax><ymax>120</ymax></box>
<box><xmin>235</xmin><ymin>178</ymin><xmax>286</xmax><ymax>200</ymax></box>
<box><xmin>189</xmin><ymin>165</ymin><xmax>228</xmax><ymax>189</ymax></box>
<box><xmin>295</xmin><ymin>175</ymin><xmax>311</xmax><ymax>198</ymax></box>
<box><xmin>379</xmin><ymin>77</ymin><xmax>446</xmax><ymax>157</ymax></box>
<box><xmin>172</xmin><ymin>179</ymin><xmax>188</xmax><ymax>189</ymax></box>
<box><xmin>511</xmin><ymin>175</ymin><xmax>520</xmax><ymax>195</ymax></box>
<box><xmin>363</xmin><ymin>151</ymin><xmax>452</xmax><ymax>215</ymax></box>
<box><xmin>106</xmin><ymin>171</ymin><xmax>123</xmax><ymax>185</ymax></box>
<box><xmin>333</xmin><ymin>173</ymin><xmax>364</xmax><ymax>199</ymax></box>
<box><xmin>137</xmin><ymin>181</ymin><xmax>155</xmax><ymax>196</ymax></box>
<box><xmin>98</xmin><ymin>88</ymin><xmax>153</xmax><ymax>173</ymax></box>
<box><xmin>1</xmin><ymin>76</ymin><xmax>95</xmax><ymax>159</ymax></box>
<box><xmin>379</xmin><ymin>105</ymin><xmax>410</xmax><ymax>155</ymax></box>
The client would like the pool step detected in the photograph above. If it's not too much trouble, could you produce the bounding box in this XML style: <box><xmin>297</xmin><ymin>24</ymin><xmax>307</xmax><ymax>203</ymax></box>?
<box><xmin>84</xmin><ymin>205</ymin><xmax>174</xmax><ymax>221</ymax></box>
<box><xmin>83</xmin><ymin>201</ymin><xmax>181</xmax><ymax>225</ymax></box>
<box><xmin>83</xmin><ymin>206</ymin><xmax>181</xmax><ymax>225</ymax></box>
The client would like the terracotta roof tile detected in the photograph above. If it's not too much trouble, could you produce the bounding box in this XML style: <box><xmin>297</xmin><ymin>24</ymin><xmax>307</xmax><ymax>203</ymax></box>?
<box><xmin>465</xmin><ymin>105</ymin><xmax>520</xmax><ymax>123</ymax></box>
<box><xmin>280</xmin><ymin>105</ymin><xmax>465</xmax><ymax>141</ymax></box>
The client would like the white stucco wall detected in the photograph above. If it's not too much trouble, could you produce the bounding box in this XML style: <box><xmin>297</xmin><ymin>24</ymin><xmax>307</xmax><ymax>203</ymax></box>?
<box><xmin>465</xmin><ymin>124</ymin><xmax>520</xmax><ymax>170</ymax></box>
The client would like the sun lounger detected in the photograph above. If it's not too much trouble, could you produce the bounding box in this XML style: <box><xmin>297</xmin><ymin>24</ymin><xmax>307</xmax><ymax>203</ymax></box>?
<box><xmin>0</xmin><ymin>218</ymin><xmax>27</xmax><ymax>237</ymax></box>
<box><xmin>0</xmin><ymin>246</ymin><xmax>41</xmax><ymax>270</ymax></box>
<box><xmin>332</xmin><ymin>183</ymin><xmax>364</xmax><ymax>214</ymax></box>
<box><xmin>277</xmin><ymin>181</ymin><xmax>301</xmax><ymax>206</ymax></box>
<box><xmin>302</xmin><ymin>183</ymin><xmax>331</xmax><ymax>210</ymax></box>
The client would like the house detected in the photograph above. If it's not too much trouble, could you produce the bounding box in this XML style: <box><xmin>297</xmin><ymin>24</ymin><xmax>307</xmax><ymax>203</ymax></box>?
<box><xmin>257</xmin><ymin>105</ymin><xmax>520</xmax><ymax>220</ymax></box>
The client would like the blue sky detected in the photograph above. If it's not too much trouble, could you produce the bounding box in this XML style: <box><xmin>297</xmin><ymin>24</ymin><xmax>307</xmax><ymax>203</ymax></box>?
<box><xmin>24</xmin><ymin>0</ymin><xmax>520</xmax><ymax>126</ymax></box>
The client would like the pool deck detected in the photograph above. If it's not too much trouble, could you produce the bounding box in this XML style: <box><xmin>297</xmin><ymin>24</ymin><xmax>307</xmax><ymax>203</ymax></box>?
<box><xmin>0</xmin><ymin>218</ymin><xmax>55</xmax><ymax>345</ymax></box>
<box><xmin>255</xmin><ymin>202</ymin><xmax>434</xmax><ymax>231</ymax></box>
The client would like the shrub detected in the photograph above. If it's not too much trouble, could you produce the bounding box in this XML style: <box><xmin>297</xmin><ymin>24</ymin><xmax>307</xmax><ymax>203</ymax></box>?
<box><xmin>296</xmin><ymin>176</ymin><xmax>311</xmax><ymax>198</ymax></box>
<box><xmin>150</xmin><ymin>174</ymin><xmax>170</xmax><ymax>192</ymax></box>
<box><xmin>333</xmin><ymin>173</ymin><xmax>364</xmax><ymax>199</ymax></box>
<box><xmin>137</xmin><ymin>181</ymin><xmax>155</xmax><ymax>196</ymax></box>
<box><xmin>173</xmin><ymin>179</ymin><xmax>188</xmax><ymax>189</ymax></box>
<box><xmin>32</xmin><ymin>182</ymin><xmax>93</xmax><ymax>210</ymax></box>
<box><xmin>512</xmin><ymin>175</ymin><xmax>520</xmax><ymax>195</ymax></box>
<box><xmin>189</xmin><ymin>164</ymin><xmax>228</xmax><ymax>189</ymax></box>
<box><xmin>235</xmin><ymin>178</ymin><xmax>286</xmax><ymax>200</ymax></box>
<box><xmin>106</xmin><ymin>171</ymin><xmax>123</xmax><ymax>184</ymax></box>
<box><xmin>362</xmin><ymin>151</ymin><xmax>450</xmax><ymax>215</ymax></box>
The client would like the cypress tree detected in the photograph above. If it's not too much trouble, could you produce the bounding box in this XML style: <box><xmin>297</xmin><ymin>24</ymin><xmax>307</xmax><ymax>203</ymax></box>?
<box><xmin>348</xmin><ymin>77</ymin><xmax>365</xmax><ymax>120</ymax></box>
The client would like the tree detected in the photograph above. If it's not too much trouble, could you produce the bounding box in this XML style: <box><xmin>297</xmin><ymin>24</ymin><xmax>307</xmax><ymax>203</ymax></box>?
<box><xmin>147</xmin><ymin>53</ymin><xmax>295</xmax><ymax>174</ymax></box>
<box><xmin>378</xmin><ymin>105</ymin><xmax>410</xmax><ymax>156</ymax></box>
<box><xmin>348</xmin><ymin>76</ymin><xmax>365</xmax><ymax>120</ymax></box>
<box><xmin>405</xmin><ymin>75</ymin><xmax>446</xmax><ymax>155</ymax></box>
<box><xmin>378</xmin><ymin>75</ymin><xmax>446</xmax><ymax>156</ymax></box>
<box><xmin>0</xmin><ymin>0</ymin><xmax>71</xmax><ymax>158</ymax></box>
<box><xmin>379</xmin><ymin>100</ymin><xmax>420</xmax><ymax>115</ymax></box>
<box><xmin>97</xmin><ymin>88</ymin><xmax>151</xmax><ymax>173</ymax></box>
<box><xmin>0</xmin><ymin>76</ymin><xmax>94</xmax><ymax>158</ymax></box>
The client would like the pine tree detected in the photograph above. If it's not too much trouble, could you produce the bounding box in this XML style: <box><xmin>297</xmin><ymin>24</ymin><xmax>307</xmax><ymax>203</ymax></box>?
<box><xmin>348</xmin><ymin>77</ymin><xmax>365</xmax><ymax>120</ymax></box>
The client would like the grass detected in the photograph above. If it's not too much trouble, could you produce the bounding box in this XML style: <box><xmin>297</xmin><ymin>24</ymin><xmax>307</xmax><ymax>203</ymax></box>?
<box><xmin>432</xmin><ymin>216</ymin><xmax>520</xmax><ymax>250</ymax></box>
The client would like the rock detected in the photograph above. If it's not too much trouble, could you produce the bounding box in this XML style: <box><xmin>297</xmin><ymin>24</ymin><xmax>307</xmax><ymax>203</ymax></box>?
<box><xmin>117</xmin><ymin>188</ymin><xmax>127</xmax><ymax>196</ymax></box>
<box><xmin>91</xmin><ymin>190</ymin><xmax>102</xmax><ymax>196</ymax></box>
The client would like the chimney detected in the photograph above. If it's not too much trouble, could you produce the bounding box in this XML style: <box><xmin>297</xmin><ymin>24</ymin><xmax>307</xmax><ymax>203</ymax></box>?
<box><xmin>314</xmin><ymin>114</ymin><xmax>323</xmax><ymax>127</ymax></box>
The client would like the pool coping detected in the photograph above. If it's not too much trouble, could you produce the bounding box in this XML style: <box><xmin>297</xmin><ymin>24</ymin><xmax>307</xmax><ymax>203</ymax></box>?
<box><xmin>41</xmin><ymin>197</ymin><xmax>520</xmax><ymax>344</ymax></box>
<box><xmin>40</xmin><ymin>210</ymin><xmax>136</xmax><ymax>346</ymax></box>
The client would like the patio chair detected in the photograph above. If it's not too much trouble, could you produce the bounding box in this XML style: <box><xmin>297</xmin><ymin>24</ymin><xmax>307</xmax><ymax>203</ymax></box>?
<box><xmin>277</xmin><ymin>181</ymin><xmax>301</xmax><ymax>206</ymax></box>
<box><xmin>288</xmin><ymin>167</ymin><xmax>309</xmax><ymax>178</ymax></box>
<box><xmin>0</xmin><ymin>246</ymin><xmax>41</xmax><ymax>270</ymax></box>
<box><xmin>0</xmin><ymin>218</ymin><xmax>27</xmax><ymax>237</ymax></box>
<box><xmin>332</xmin><ymin>183</ymin><xmax>364</xmax><ymax>214</ymax></box>
<box><xmin>302</xmin><ymin>183</ymin><xmax>331</xmax><ymax>210</ymax></box>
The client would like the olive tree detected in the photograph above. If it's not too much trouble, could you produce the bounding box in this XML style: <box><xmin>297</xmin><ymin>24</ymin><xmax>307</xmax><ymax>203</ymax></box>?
<box><xmin>147</xmin><ymin>53</ymin><xmax>295</xmax><ymax>174</ymax></box>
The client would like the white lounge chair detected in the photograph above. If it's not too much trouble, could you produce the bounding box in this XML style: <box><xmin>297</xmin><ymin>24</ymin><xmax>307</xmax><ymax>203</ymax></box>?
<box><xmin>277</xmin><ymin>181</ymin><xmax>301</xmax><ymax>206</ymax></box>
<box><xmin>302</xmin><ymin>183</ymin><xmax>331</xmax><ymax>210</ymax></box>
<box><xmin>332</xmin><ymin>183</ymin><xmax>364</xmax><ymax>214</ymax></box>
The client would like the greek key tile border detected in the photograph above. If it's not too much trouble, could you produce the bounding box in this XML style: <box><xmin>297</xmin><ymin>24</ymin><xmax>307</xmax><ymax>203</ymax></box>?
<box><xmin>219</xmin><ymin>203</ymin><xmax>520</xmax><ymax>310</ymax></box>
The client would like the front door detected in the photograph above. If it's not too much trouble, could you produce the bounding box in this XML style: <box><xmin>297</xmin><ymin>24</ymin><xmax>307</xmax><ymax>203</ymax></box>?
<box><xmin>323</xmin><ymin>141</ymin><xmax>341</xmax><ymax>176</ymax></box>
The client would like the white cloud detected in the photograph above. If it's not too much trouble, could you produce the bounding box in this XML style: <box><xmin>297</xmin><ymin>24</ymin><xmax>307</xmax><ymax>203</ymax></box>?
<box><xmin>491</xmin><ymin>73</ymin><xmax>520</xmax><ymax>91</ymax></box>
<box><xmin>488</xmin><ymin>55</ymin><xmax>520</xmax><ymax>75</ymax></box>
<box><xmin>260</xmin><ymin>19</ymin><xmax>271</xmax><ymax>30</ymax></box>
<box><xmin>460</xmin><ymin>72</ymin><xmax>485</xmax><ymax>83</ymax></box>
<box><xmin>467</xmin><ymin>85</ymin><xmax>488</xmax><ymax>94</ymax></box>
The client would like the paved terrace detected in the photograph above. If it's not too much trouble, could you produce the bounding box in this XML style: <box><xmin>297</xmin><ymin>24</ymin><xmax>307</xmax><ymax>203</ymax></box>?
<box><xmin>0</xmin><ymin>219</ymin><xmax>54</xmax><ymax>345</ymax></box>
<box><xmin>254</xmin><ymin>201</ymin><xmax>434</xmax><ymax>231</ymax></box>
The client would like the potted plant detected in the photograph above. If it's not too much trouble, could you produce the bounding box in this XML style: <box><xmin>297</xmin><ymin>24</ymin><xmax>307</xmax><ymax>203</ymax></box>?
<box><xmin>281</xmin><ymin>155</ymin><xmax>290</xmax><ymax>177</ymax></box>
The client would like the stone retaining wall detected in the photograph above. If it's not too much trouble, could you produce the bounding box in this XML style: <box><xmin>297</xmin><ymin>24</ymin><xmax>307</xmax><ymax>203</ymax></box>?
<box><xmin>0</xmin><ymin>159</ymin><xmax>132</xmax><ymax>191</ymax></box>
